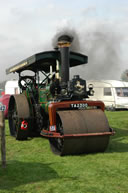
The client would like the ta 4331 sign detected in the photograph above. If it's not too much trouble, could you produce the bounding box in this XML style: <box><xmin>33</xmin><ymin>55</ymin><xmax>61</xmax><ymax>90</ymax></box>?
<box><xmin>70</xmin><ymin>103</ymin><xmax>88</xmax><ymax>109</ymax></box>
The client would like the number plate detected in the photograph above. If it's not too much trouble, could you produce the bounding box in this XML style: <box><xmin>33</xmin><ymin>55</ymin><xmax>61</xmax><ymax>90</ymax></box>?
<box><xmin>49</xmin><ymin>125</ymin><xmax>56</xmax><ymax>132</ymax></box>
<box><xmin>70</xmin><ymin>103</ymin><xmax>88</xmax><ymax>109</ymax></box>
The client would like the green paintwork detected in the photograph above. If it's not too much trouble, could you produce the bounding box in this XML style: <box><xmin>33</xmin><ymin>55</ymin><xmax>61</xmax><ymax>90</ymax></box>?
<box><xmin>39</xmin><ymin>85</ymin><xmax>53</xmax><ymax>113</ymax></box>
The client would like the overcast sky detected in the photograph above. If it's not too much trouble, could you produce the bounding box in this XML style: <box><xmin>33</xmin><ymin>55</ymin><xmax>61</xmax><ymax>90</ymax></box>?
<box><xmin>0</xmin><ymin>0</ymin><xmax>128</xmax><ymax>81</ymax></box>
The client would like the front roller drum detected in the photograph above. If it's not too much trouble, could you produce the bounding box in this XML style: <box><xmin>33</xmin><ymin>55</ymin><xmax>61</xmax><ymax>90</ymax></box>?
<box><xmin>49</xmin><ymin>109</ymin><xmax>111</xmax><ymax>155</ymax></box>
<box><xmin>8</xmin><ymin>94</ymin><xmax>30</xmax><ymax>140</ymax></box>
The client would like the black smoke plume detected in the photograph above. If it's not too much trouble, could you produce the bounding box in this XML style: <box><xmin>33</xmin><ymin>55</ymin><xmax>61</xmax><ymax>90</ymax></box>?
<box><xmin>52</xmin><ymin>27</ymin><xmax>81</xmax><ymax>52</ymax></box>
<box><xmin>80</xmin><ymin>23</ymin><xmax>121</xmax><ymax>80</ymax></box>
<box><xmin>52</xmin><ymin>24</ymin><xmax>121</xmax><ymax>80</ymax></box>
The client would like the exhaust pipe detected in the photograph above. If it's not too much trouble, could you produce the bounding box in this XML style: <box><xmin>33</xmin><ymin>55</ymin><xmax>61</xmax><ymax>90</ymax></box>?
<box><xmin>58</xmin><ymin>35</ymin><xmax>73</xmax><ymax>88</ymax></box>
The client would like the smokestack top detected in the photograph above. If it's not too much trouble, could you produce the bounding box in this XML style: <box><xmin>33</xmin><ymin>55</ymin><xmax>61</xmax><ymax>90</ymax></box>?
<box><xmin>58</xmin><ymin>35</ymin><xmax>73</xmax><ymax>48</ymax></box>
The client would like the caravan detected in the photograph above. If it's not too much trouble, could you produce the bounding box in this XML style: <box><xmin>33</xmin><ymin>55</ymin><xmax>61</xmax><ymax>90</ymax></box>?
<box><xmin>87</xmin><ymin>80</ymin><xmax>128</xmax><ymax>110</ymax></box>
<box><xmin>5</xmin><ymin>80</ymin><xmax>19</xmax><ymax>94</ymax></box>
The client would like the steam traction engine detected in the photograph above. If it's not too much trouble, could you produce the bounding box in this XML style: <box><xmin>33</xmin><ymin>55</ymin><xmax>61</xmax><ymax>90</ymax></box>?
<box><xmin>6</xmin><ymin>35</ymin><xmax>114</xmax><ymax>155</ymax></box>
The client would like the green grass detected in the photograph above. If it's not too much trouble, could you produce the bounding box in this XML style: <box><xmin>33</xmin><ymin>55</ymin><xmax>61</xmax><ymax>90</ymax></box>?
<box><xmin>1</xmin><ymin>111</ymin><xmax>128</xmax><ymax>193</ymax></box>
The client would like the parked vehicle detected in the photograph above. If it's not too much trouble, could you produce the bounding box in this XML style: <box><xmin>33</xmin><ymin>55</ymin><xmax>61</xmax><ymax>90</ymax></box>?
<box><xmin>5</xmin><ymin>80</ymin><xmax>19</xmax><ymax>94</ymax></box>
<box><xmin>87</xmin><ymin>80</ymin><xmax>128</xmax><ymax>110</ymax></box>
<box><xmin>0</xmin><ymin>80</ymin><xmax>19</xmax><ymax>118</ymax></box>
<box><xmin>0</xmin><ymin>94</ymin><xmax>10</xmax><ymax>118</ymax></box>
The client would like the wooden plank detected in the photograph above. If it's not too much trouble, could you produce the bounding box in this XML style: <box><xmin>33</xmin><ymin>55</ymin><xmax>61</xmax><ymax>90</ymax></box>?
<box><xmin>0</xmin><ymin>111</ymin><xmax>6</xmax><ymax>168</ymax></box>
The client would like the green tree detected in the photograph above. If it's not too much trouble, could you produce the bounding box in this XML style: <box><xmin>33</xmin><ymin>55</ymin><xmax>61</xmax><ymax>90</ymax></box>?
<box><xmin>121</xmin><ymin>69</ymin><xmax>128</xmax><ymax>82</ymax></box>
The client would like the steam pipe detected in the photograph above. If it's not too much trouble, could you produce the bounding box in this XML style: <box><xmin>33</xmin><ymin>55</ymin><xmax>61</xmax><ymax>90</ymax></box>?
<box><xmin>58</xmin><ymin>35</ymin><xmax>73</xmax><ymax>87</ymax></box>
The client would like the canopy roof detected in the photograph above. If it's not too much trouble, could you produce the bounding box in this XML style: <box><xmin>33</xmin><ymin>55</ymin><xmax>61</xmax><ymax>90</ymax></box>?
<box><xmin>6</xmin><ymin>50</ymin><xmax>88</xmax><ymax>74</ymax></box>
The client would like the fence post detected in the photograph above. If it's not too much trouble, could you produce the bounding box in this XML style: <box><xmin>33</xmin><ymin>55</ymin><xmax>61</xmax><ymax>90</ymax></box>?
<box><xmin>0</xmin><ymin>111</ymin><xmax>6</xmax><ymax>168</ymax></box>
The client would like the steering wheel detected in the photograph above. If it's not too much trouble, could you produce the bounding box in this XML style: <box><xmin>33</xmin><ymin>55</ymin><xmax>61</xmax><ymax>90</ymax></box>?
<box><xmin>18</xmin><ymin>76</ymin><xmax>36</xmax><ymax>90</ymax></box>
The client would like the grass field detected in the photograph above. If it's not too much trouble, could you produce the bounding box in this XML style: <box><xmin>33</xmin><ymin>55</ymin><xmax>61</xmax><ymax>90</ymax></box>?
<box><xmin>0</xmin><ymin>111</ymin><xmax>128</xmax><ymax>193</ymax></box>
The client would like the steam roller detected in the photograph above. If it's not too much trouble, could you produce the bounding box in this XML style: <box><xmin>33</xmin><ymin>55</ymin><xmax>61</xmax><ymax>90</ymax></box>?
<box><xmin>6</xmin><ymin>34</ymin><xmax>114</xmax><ymax>156</ymax></box>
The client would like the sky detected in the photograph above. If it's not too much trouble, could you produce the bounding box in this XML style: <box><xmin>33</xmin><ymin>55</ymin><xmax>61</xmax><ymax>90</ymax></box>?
<box><xmin>0</xmin><ymin>0</ymin><xmax>128</xmax><ymax>81</ymax></box>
